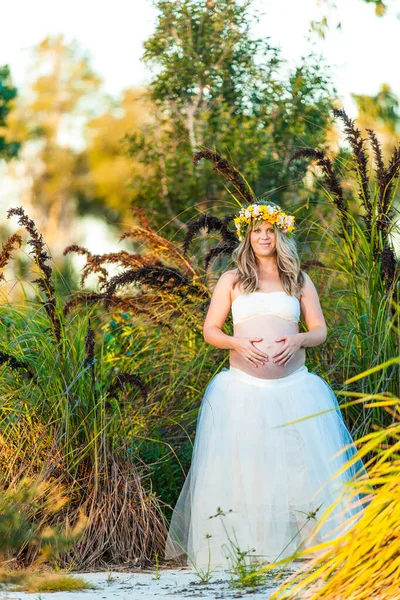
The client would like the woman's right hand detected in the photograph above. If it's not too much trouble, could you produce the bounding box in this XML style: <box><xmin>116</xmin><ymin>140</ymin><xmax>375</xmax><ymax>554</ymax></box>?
<box><xmin>233</xmin><ymin>337</ymin><xmax>269</xmax><ymax>367</ymax></box>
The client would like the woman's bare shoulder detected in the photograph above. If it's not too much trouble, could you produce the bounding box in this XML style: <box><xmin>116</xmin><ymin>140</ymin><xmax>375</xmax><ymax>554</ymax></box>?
<box><xmin>218</xmin><ymin>269</ymin><xmax>239</xmax><ymax>286</ymax></box>
<box><xmin>299</xmin><ymin>270</ymin><xmax>320</xmax><ymax>298</ymax></box>
<box><xmin>222</xmin><ymin>268</ymin><xmax>239</xmax><ymax>278</ymax></box>
<box><xmin>213</xmin><ymin>269</ymin><xmax>240</xmax><ymax>298</ymax></box>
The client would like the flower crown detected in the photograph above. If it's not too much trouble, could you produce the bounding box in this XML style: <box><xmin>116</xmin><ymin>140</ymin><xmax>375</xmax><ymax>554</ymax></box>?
<box><xmin>233</xmin><ymin>202</ymin><xmax>295</xmax><ymax>242</ymax></box>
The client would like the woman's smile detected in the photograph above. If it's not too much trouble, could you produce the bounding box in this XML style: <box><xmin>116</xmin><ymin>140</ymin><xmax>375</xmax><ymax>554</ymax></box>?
<box><xmin>251</xmin><ymin>221</ymin><xmax>276</xmax><ymax>253</ymax></box>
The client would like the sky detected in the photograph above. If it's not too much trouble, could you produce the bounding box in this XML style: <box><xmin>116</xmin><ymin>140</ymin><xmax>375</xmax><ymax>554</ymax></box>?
<box><xmin>1</xmin><ymin>0</ymin><xmax>400</xmax><ymax>117</ymax></box>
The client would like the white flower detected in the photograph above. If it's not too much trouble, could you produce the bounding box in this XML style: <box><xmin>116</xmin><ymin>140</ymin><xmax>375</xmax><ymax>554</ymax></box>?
<box><xmin>235</xmin><ymin>222</ymin><xmax>241</xmax><ymax>229</ymax></box>
<box><xmin>244</xmin><ymin>210</ymin><xmax>251</xmax><ymax>218</ymax></box>
<box><xmin>285</xmin><ymin>215</ymin><xmax>294</xmax><ymax>225</ymax></box>
<box><xmin>266</xmin><ymin>205</ymin><xmax>275</xmax><ymax>215</ymax></box>
<box><xmin>253</xmin><ymin>205</ymin><xmax>260</xmax><ymax>215</ymax></box>
<box><xmin>277</xmin><ymin>214</ymin><xmax>284</xmax><ymax>225</ymax></box>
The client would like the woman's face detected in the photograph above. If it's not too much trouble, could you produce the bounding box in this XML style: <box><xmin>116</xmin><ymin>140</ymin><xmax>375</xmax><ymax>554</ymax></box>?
<box><xmin>250</xmin><ymin>220</ymin><xmax>277</xmax><ymax>256</ymax></box>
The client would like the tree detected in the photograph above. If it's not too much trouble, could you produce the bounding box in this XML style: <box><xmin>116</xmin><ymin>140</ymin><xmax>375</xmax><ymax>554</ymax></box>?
<box><xmin>311</xmin><ymin>0</ymin><xmax>391</xmax><ymax>39</ymax></box>
<box><xmin>351</xmin><ymin>84</ymin><xmax>400</xmax><ymax>156</ymax></box>
<box><xmin>81</xmin><ymin>88</ymin><xmax>154</xmax><ymax>225</ymax></box>
<box><xmin>360</xmin><ymin>0</ymin><xmax>388</xmax><ymax>15</ymax></box>
<box><xmin>127</xmin><ymin>0</ymin><xmax>336</xmax><ymax>234</ymax></box>
<box><xmin>6</xmin><ymin>36</ymin><xmax>102</xmax><ymax>257</ymax></box>
<box><xmin>5</xmin><ymin>37</ymin><xmax>156</xmax><ymax>251</ymax></box>
<box><xmin>0</xmin><ymin>66</ymin><xmax>20</xmax><ymax>160</ymax></box>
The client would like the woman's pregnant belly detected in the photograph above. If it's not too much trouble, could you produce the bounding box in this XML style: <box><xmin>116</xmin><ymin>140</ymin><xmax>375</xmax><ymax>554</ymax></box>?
<box><xmin>230</xmin><ymin>315</ymin><xmax>306</xmax><ymax>380</ymax></box>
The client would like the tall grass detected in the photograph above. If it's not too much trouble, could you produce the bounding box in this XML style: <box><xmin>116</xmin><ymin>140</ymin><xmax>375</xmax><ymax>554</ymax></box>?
<box><xmin>0</xmin><ymin>209</ymin><xmax>170</xmax><ymax>569</ymax></box>
<box><xmin>288</xmin><ymin>108</ymin><xmax>399</xmax><ymax>434</ymax></box>
<box><xmin>0</xmin><ymin>479</ymin><xmax>85</xmax><ymax>567</ymax></box>
<box><xmin>301</xmin><ymin>211</ymin><xmax>399</xmax><ymax>435</ymax></box>
<box><xmin>0</xmin><ymin>297</ymin><xmax>169</xmax><ymax>568</ymax></box>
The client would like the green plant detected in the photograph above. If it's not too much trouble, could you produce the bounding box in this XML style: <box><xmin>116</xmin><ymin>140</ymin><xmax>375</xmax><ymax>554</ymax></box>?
<box><xmin>0</xmin><ymin>479</ymin><xmax>85</xmax><ymax>569</ymax></box>
<box><xmin>152</xmin><ymin>551</ymin><xmax>161</xmax><ymax>580</ymax></box>
<box><xmin>0</xmin><ymin>571</ymin><xmax>95</xmax><ymax>593</ymax></box>
<box><xmin>289</xmin><ymin>107</ymin><xmax>399</xmax><ymax>433</ymax></box>
<box><xmin>0</xmin><ymin>209</ymin><xmax>168</xmax><ymax>569</ymax></box>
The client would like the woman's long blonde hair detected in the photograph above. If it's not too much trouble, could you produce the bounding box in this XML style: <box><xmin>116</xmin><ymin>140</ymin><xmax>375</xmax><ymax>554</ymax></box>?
<box><xmin>231</xmin><ymin>202</ymin><xmax>304</xmax><ymax>299</ymax></box>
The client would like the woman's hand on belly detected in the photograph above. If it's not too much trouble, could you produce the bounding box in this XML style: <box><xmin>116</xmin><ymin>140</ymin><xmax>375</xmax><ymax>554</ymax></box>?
<box><xmin>233</xmin><ymin>336</ymin><xmax>269</xmax><ymax>367</ymax></box>
<box><xmin>231</xmin><ymin>317</ymin><xmax>305</xmax><ymax>379</ymax></box>
<box><xmin>252</xmin><ymin>339</ymin><xmax>286</xmax><ymax>365</ymax></box>
<box><xmin>231</xmin><ymin>337</ymin><xmax>305</xmax><ymax>379</ymax></box>
<box><xmin>270</xmin><ymin>333</ymin><xmax>304</xmax><ymax>366</ymax></box>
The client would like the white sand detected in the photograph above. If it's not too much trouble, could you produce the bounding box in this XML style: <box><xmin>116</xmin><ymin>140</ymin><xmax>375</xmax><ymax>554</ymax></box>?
<box><xmin>0</xmin><ymin>565</ymin><xmax>301</xmax><ymax>599</ymax></box>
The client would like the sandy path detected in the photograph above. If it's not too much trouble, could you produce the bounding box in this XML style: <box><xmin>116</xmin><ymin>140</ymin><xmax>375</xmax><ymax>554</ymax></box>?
<box><xmin>0</xmin><ymin>565</ymin><xmax>300</xmax><ymax>599</ymax></box>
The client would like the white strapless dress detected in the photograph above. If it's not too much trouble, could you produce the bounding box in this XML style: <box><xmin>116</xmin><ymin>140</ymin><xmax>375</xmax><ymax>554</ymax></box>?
<box><xmin>164</xmin><ymin>292</ymin><xmax>368</xmax><ymax>569</ymax></box>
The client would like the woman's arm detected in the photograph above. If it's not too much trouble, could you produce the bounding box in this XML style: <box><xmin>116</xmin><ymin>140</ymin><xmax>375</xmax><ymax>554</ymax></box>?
<box><xmin>297</xmin><ymin>327</ymin><xmax>326</xmax><ymax>348</ymax></box>
<box><xmin>203</xmin><ymin>271</ymin><xmax>239</xmax><ymax>350</ymax></box>
<box><xmin>297</xmin><ymin>271</ymin><xmax>328</xmax><ymax>348</ymax></box>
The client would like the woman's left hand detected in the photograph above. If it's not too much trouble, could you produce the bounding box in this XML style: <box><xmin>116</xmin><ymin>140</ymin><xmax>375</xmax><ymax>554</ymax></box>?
<box><xmin>272</xmin><ymin>334</ymin><xmax>303</xmax><ymax>366</ymax></box>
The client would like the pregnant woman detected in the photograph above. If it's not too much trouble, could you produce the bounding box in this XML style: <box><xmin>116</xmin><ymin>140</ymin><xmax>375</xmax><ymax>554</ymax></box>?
<box><xmin>164</xmin><ymin>201</ymin><xmax>367</xmax><ymax>569</ymax></box>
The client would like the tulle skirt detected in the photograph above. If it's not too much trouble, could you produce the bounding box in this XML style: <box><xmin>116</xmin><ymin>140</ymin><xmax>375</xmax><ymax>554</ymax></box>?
<box><xmin>164</xmin><ymin>364</ymin><xmax>368</xmax><ymax>569</ymax></box>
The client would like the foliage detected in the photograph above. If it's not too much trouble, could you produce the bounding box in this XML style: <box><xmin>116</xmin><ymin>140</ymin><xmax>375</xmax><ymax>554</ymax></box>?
<box><xmin>352</xmin><ymin>83</ymin><xmax>400</xmax><ymax>143</ymax></box>
<box><xmin>0</xmin><ymin>65</ymin><xmax>20</xmax><ymax>160</ymax></box>
<box><xmin>0</xmin><ymin>479</ymin><xmax>85</xmax><ymax>565</ymax></box>
<box><xmin>0</xmin><ymin>570</ymin><xmax>94</xmax><ymax>593</ymax></box>
<box><xmin>3</xmin><ymin>36</ymin><xmax>103</xmax><ymax>261</ymax></box>
<box><xmin>81</xmin><ymin>88</ymin><xmax>154</xmax><ymax>223</ymax></box>
<box><xmin>311</xmin><ymin>0</ymin><xmax>389</xmax><ymax>38</ymax></box>
<box><xmin>126</xmin><ymin>0</ymin><xmax>336</xmax><ymax>232</ymax></box>
<box><xmin>1</xmin><ymin>199</ymin><xmax>233</xmax><ymax>565</ymax></box>
<box><xmin>3</xmin><ymin>36</ymin><xmax>159</xmax><ymax>266</ymax></box>
<box><xmin>0</xmin><ymin>210</ymin><xmax>168</xmax><ymax>569</ymax></box>
<box><xmin>133</xmin><ymin>437</ymin><xmax>193</xmax><ymax>521</ymax></box>
<box><xmin>359</xmin><ymin>0</ymin><xmax>387</xmax><ymax>15</ymax></box>
<box><xmin>288</xmin><ymin>108</ymin><xmax>399</xmax><ymax>433</ymax></box>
